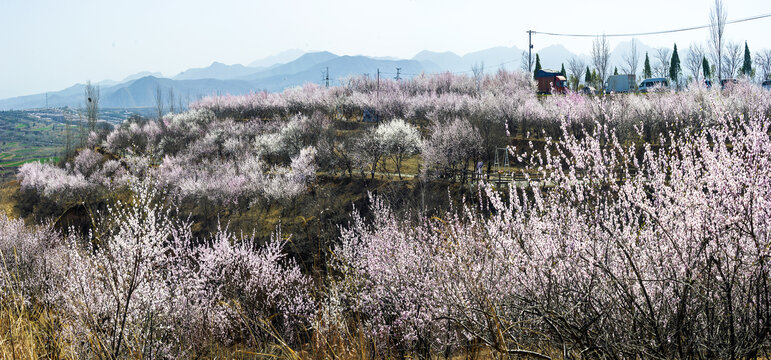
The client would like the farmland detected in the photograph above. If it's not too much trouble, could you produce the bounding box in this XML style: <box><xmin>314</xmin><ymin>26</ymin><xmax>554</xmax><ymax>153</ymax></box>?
<box><xmin>0</xmin><ymin>110</ymin><xmax>68</xmax><ymax>182</ymax></box>
<box><xmin>0</xmin><ymin>108</ymin><xmax>155</xmax><ymax>183</ymax></box>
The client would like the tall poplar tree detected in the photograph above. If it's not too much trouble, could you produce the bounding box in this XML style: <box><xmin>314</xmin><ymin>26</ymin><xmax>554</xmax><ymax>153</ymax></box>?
<box><xmin>533</xmin><ymin>54</ymin><xmax>542</xmax><ymax>79</ymax></box>
<box><xmin>585</xmin><ymin>66</ymin><xmax>592</xmax><ymax>83</ymax></box>
<box><xmin>643</xmin><ymin>52</ymin><xmax>653</xmax><ymax>79</ymax></box>
<box><xmin>741</xmin><ymin>41</ymin><xmax>752</xmax><ymax>76</ymax></box>
<box><xmin>669</xmin><ymin>44</ymin><xmax>681</xmax><ymax>82</ymax></box>
<box><xmin>703</xmin><ymin>57</ymin><xmax>711</xmax><ymax>79</ymax></box>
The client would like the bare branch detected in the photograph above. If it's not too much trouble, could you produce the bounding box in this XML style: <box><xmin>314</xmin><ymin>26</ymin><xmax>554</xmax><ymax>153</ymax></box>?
<box><xmin>654</xmin><ymin>48</ymin><xmax>671</xmax><ymax>79</ymax></box>
<box><xmin>621</xmin><ymin>39</ymin><xmax>640</xmax><ymax>76</ymax></box>
<box><xmin>591</xmin><ymin>35</ymin><xmax>611</xmax><ymax>86</ymax></box>
<box><xmin>84</xmin><ymin>81</ymin><xmax>100</xmax><ymax>134</ymax></box>
<box><xmin>567</xmin><ymin>57</ymin><xmax>586</xmax><ymax>90</ymax></box>
<box><xmin>754</xmin><ymin>49</ymin><xmax>771</xmax><ymax>80</ymax></box>
<box><xmin>685</xmin><ymin>44</ymin><xmax>705</xmax><ymax>80</ymax></box>
<box><xmin>722</xmin><ymin>41</ymin><xmax>742</xmax><ymax>79</ymax></box>
<box><xmin>709</xmin><ymin>0</ymin><xmax>727</xmax><ymax>78</ymax></box>
<box><xmin>155</xmin><ymin>85</ymin><xmax>164</xmax><ymax>120</ymax></box>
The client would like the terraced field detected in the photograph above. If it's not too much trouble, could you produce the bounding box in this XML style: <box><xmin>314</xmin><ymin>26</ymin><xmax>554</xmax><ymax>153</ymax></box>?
<box><xmin>0</xmin><ymin>108</ymin><xmax>154</xmax><ymax>183</ymax></box>
<box><xmin>0</xmin><ymin>110</ymin><xmax>71</xmax><ymax>183</ymax></box>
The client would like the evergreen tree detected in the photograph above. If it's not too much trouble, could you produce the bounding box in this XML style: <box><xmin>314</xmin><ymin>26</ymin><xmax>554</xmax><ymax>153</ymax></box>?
<box><xmin>643</xmin><ymin>52</ymin><xmax>652</xmax><ymax>79</ymax></box>
<box><xmin>742</xmin><ymin>41</ymin><xmax>752</xmax><ymax>76</ymax></box>
<box><xmin>669</xmin><ymin>44</ymin><xmax>681</xmax><ymax>82</ymax></box>
<box><xmin>614</xmin><ymin>67</ymin><xmax>619</xmax><ymax>75</ymax></box>
<box><xmin>703</xmin><ymin>57</ymin><xmax>711</xmax><ymax>79</ymax></box>
<box><xmin>533</xmin><ymin>54</ymin><xmax>542</xmax><ymax>79</ymax></box>
<box><xmin>585</xmin><ymin>66</ymin><xmax>592</xmax><ymax>83</ymax></box>
<box><xmin>560</xmin><ymin>63</ymin><xmax>567</xmax><ymax>77</ymax></box>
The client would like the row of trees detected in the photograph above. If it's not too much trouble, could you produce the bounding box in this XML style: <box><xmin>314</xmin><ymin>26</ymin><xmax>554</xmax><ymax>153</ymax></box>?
<box><xmin>554</xmin><ymin>37</ymin><xmax>770</xmax><ymax>93</ymax></box>
<box><xmin>539</xmin><ymin>0</ymin><xmax>771</xmax><ymax>91</ymax></box>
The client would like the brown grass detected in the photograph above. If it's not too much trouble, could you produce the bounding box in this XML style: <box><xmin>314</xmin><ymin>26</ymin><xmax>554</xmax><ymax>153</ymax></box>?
<box><xmin>0</xmin><ymin>180</ymin><xmax>19</xmax><ymax>218</ymax></box>
<box><xmin>0</xmin><ymin>298</ymin><xmax>73</xmax><ymax>359</ymax></box>
<box><xmin>0</xmin><ymin>292</ymin><xmax>539</xmax><ymax>360</ymax></box>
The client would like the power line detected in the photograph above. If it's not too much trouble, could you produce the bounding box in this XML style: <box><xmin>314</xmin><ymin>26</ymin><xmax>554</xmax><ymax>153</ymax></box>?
<box><xmin>419</xmin><ymin>12</ymin><xmax>771</xmax><ymax>76</ymax></box>
<box><xmin>457</xmin><ymin>12</ymin><xmax>771</xmax><ymax>77</ymax></box>
<box><xmin>347</xmin><ymin>11</ymin><xmax>771</xmax><ymax>83</ymax></box>
<box><xmin>333</xmin><ymin>11</ymin><xmax>771</xmax><ymax>88</ymax></box>
<box><xmin>533</xmin><ymin>12</ymin><xmax>771</xmax><ymax>38</ymax></box>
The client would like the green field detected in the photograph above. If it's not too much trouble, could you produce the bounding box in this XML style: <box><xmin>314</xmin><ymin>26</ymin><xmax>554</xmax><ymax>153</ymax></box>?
<box><xmin>0</xmin><ymin>156</ymin><xmax>59</xmax><ymax>168</ymax></box>
<box><xmin>0</xmin><ymin>107</ymin><xmax>153</xmax><ymax>183</ymax></box>
<box><xmin>0</xmin><ymin>110</ymin><xmax>70</xmax><ymax>183</ymax></box>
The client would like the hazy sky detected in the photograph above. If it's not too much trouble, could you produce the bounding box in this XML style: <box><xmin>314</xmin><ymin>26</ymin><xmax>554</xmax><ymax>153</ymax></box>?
<box><xmin>2</xmin><ymin>0</ymin><xmax>770</xmax><ymax>98</ymax></box>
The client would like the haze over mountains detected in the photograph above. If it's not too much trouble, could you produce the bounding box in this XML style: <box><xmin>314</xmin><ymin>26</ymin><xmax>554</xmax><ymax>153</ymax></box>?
<box><xmin>0</xmin><ymin>41</ymin><xmax>655</xmax><ymax>110</ymax></box>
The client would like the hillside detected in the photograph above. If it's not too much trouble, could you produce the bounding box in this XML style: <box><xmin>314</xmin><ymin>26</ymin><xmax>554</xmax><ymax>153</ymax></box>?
<box><xmin>3</xmin><ymin>69</ymin><xmax>771</xmax><ymax>359</ymax></box>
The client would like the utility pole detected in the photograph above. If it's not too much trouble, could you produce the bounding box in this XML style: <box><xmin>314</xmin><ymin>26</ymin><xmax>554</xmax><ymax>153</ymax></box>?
<box><xmin>325</xmin><ymin>66</ymin><xmax>330</xmax><ymax>88</ymax></box>
<box><xmin>395</xmin><ymin>67</ymin><xmax>401</xmax><ymax>81</ymax></box>
<box><xmin>65</xmin><ymin>112</ymin><xmax>72</xmax><ymax>159</ymax></box>
<box><xmin>529</xmin><ymin>30</ymin><xmax>533</xmax><ymax>72</ymax></box>
<box><xmin>376</xmin><ymin>68</ymin><xmax>380</xmax><ymax>122</ymax></box>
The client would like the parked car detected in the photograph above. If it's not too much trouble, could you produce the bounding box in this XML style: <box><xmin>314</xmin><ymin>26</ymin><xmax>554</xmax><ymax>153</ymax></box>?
<box><xmin>361</xmin><ymin>109</ymin><xmax>379</xmax><ymax>123</ymax></box>
<box><xmin>638</xmin><ymin>78</ymin><xmax>669</xmax><ymax>93</ymax></box>
<box><xmin>762</xmin><ymin>79</ymin><xmax>771</xmax><ymax>90</ymax></box>
<box><xmin>720</xmin><ymin>79</ymin><xmax>738</xmax><ymax>89</ymax></box>
<box><xmin>580</xmin><ymin>85</ymin><xmax>597</xmax><ymax>95</ymax></box>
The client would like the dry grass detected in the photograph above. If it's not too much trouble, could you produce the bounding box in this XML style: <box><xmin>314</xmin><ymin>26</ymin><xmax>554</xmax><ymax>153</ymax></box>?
<box><xmin>0</xmin><ymin>180</ymin><xmax>19</xmax><ymax>218</ymax></box>
<box><xmin>0</xmin><ymin>298</ymin><xmax>73</xmax><ymax>359</ymax></box>
<box><xmin>0</xmin><ymin>297</ymin><xmax>544</xmax><ymax>360</ymax></box>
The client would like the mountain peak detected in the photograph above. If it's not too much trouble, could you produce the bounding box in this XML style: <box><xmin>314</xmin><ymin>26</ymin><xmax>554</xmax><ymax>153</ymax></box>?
<box><xmin>122</xmin><ymin>71</ymin><xmax>164</xmax><ymax>83</ymax></box>
<box><xmin>413</xmin><ymin>50</ymin><xmax>461</xmax><ymax>59</ymax></box>
<box><xmin>173</xmin><ymin>62</ymin><xmax>254</xmax><ymax>80</ymax></box>
<box><xmin>248</xmin><ymin>49</ymin><xmax>306</xmax><ymax>68</ymax></box>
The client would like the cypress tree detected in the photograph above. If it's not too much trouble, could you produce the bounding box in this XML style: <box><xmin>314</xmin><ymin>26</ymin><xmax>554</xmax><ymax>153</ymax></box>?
<box><xmin>742</xmin><ymin>41</ymin><xmax>752</xmax><ymax>76</ymax></box>
<box><xmin>643</xmin><ymin>52</ymin><xmax>652</xmax><ymax>79</ymax></box>
<box><xmin>585</xmin><ymin>66</ymin><xmax>592</xmax><ymax>83</ymax></box>
<box><xmin>669</xmin><ymin>44</ymin><xmax>681</xmax><ymax>82</ymax></box>
<box><xmin>614</xmin><ymin>67</ymin><xmax>619</xmax><ymax>75</ymax></box>
<box><xmin>533</xmin><ymin>54</ymin><xmax>542</xmax><ymax>79</ymax></box>
<box><xmin>560</xmin><ymin>63</ymin><xmax>567</xmax><ymax>77</ymax></box>
<box><xmin>703</xmin><ymin>57</ymin><xmax>711</xmax><ymax>79</ymax></box>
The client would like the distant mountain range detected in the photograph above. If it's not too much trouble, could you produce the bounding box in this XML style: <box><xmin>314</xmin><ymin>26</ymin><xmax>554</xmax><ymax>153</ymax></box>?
<box><xmin>0</xmin><ymin>41</ymin><xmax>660</xmax><ymax>110</ymax></box>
